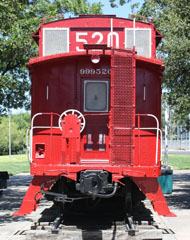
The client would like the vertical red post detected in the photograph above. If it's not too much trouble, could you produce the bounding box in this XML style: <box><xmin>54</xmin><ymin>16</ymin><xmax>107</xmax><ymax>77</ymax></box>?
<box><xmin>137</xmin><ymin>114</ymin><xmax>141</xmax><ymax>165</ymax></box>
<box><xmin>61</xmin><ymin>114</ymin><xmax>81</xmax><ymax>164</ymax></box>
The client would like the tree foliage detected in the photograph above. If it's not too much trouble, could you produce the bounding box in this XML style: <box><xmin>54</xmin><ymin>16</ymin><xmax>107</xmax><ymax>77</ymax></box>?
<box><xmin>109</xmin><ymin>0</ymin><xmax>140</xmax><ymax>11</ymax></box>
<box><xmin>110</xmin><ymin>0</ymin><xmax>190</xmax><ymax>120</ymax></box>
<box><xmin>136</xmin><ymin>0</ymin><xmax>190</xmax><ymax>119</ymax></box>
<box><xmin>0</xmin><ymin>113</ymin><xmax>30</xmax><ymax>155</ymax></box>
<box><xmin>0</xmin><ymin>0</ymin><xmax>103</xmax><ymax>115</ymax></box>
<box><xmin>109</xmin><ymin>0</ymin><xmax>129</xmax><ymax>8</ymax></box>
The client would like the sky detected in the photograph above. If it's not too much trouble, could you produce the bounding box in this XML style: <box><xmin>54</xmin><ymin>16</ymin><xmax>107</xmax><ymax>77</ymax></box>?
<box><xmin>89</xmin><ymin>0</ymin><xmax>142</xmax><ymax>18</ymax></box>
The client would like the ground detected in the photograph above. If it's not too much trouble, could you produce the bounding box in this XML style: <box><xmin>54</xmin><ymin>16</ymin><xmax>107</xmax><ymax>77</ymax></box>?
<box><xmin>164</xmin><ymin>170</ymin><xmax>190</xmax><ymax>240</ymax></box>
<box><xmin>0</xmin><ymin>171</ymin><xmax>190</xmax><ymax>239</ymax></box>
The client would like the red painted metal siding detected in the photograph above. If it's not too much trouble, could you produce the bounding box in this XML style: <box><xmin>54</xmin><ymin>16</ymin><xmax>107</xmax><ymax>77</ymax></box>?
<box><xmin>29</xmin><ymin>53</ymin><xmax>162</xmax><ymax>177</ymax></box>
<box><xmin>134</xmin><ymin>61</ymin><xmax>162</xmax><ymax>166</ymax></box>
<box><xmin>35</xmin><ymin>16</ymin><xmax>157</xmax><ymax>58</ymax></box>
<box><xmin>28</xmin><ymin>16</ymin><xmax>164</xmax><ymax>178</ymax></box>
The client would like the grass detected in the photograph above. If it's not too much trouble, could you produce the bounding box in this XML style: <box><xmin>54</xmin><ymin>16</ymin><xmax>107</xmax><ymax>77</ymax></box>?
<box><xmin>0</xmin><ymin>154</ymin><xmax>30</xmax><ymax>175</ymax></box>
<box><xmin>168</xmin><ymin>154</ymin><xmax>190</xmax><ymax>170</ymax></box>
<box><xmin>0</xmin><ymin>154</ymin><xmax>189</xmax><ymax>175</ymax></box>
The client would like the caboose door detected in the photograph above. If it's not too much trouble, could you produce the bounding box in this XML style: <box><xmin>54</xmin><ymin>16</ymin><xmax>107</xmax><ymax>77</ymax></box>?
<box><xmin>110</xmin><ymin>48</ymin><xmax>136</xmax><ymax>166</ymax></box>
<box><xmin>79</xmin><ymin>55</ymin><xmax>110</xmax><ymax>164</ymax></box>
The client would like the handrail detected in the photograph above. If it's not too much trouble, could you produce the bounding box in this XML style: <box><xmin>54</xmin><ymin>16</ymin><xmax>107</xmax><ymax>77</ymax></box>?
<box><xmin>42</xmin><ymin>14</ymin><xmax>64</xmax><ymax>24</ymax></box>
<box><xmin>114</xmin><ymin>126</ymin><xmax>162</xmax><ymax>165</ymax></box>
<box><xmin>129</xmin><ymin>14</ymin><xmax>153</xmax><ymax>24</ymax></box>
<box><xmin>29</xmin><ymin>112</ymin><xmax>161</xmax><ymax>166</ymax></box>
<box><xmin>26</xmin><ymin>129</ymin><xmax>30</xmax><ymax>162</ymax></box>
<box><xmin>136</xmin><ymin>114</ymin><xmax>160</xmax><ymax>165</ymax></box>
<box><xmin>29</xmin><ymin>112</ymin><xmax>60</xmax><ymax>163</ymax></box>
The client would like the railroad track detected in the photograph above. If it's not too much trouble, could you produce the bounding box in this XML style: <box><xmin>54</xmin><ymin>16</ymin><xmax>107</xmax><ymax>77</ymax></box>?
<box><xmin>10</xmin><ymin>198</ymin><xmax>175</xmax><ymax>240</ymax></box>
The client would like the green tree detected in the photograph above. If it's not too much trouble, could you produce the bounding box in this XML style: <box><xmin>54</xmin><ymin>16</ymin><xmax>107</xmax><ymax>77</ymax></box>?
<box><xmin>109</xmin><ymin>0</ymin><xmax>130</xmax><ymax>8</ymax></box>
<box><xmin>12</xmin><ymin>112</ymin><xmax>31</xmax><ymax>130</ymax></box>
<box><xmin>0</xmin><ymin>113</ymin><xmax>30</xmax><ymax>154</ymax></box>
<box><xmin>110</xmin><ymin>0</ymin><xmax>190</xmax><ymax>120</ymax></box>
<box><xmin>136</xmin><ymin>0</ymin><xmax>190</xmax><ymax>119</ymax></box>
<box><xmin>109</xmin><ymin>0</ymin><xmax>140</xmax><ymax>10</ymax></box>
<box><xmin>0</xmin><ymin>0</ymin><xmax>103</xmax><ymax>115</ymax></box>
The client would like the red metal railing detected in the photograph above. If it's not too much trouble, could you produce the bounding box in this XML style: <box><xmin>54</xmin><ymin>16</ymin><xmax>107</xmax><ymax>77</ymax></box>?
<box><xmin>28</xmin><ymin>112</ymin><xmax>162</xmax><ymax>166</ymax></box>
<box><xmin>29</xmin><ymin>112</ymin><xmax>60</xmax><ymax>162</ymax></box>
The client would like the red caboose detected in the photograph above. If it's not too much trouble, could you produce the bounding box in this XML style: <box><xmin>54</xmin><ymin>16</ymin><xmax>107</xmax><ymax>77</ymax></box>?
<box><xmin>14</xmin><ymin>15</ymin><xmax>174</xmax><ymax>217</ymax></box>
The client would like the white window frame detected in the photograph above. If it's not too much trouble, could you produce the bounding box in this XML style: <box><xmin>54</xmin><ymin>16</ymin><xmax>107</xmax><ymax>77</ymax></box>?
<box><xmin>84</xmin><ymin>80</ymin><xmax>109</xmax><ymax>112</ymax></box>
<box><xmin>124</xmin><ymin>28</ymin><xmax>151</xmax><ymax>58</ymax></box>
<box><xmin>43</xmin><ymin>28</ymin><xmax>69</xmax><ymax>56</ymax></box>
